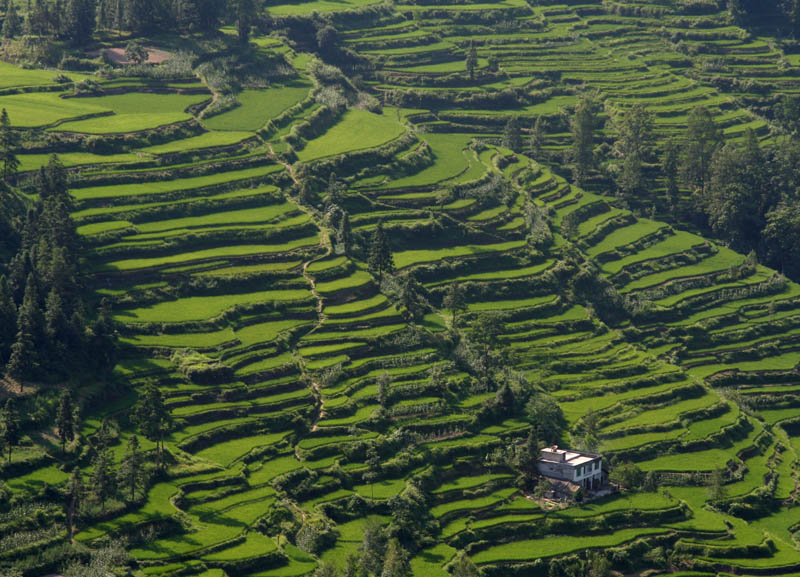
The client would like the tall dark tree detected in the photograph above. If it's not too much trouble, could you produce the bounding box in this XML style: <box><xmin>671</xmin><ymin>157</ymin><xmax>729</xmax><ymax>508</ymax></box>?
<box><xmin>55</xmin><ymin>390</ymin><xmax>75</xmax><ymax>455</ymax></box>
<box><xmin>705</xmin><ymin>142</ymin><xmax>763</xmax><ymax>251</ymax></box>
<box><xmin>682</xmin><ymin>106</ymin><xmax>721</xmax><ymax>193</ymax></box>
<box><xmin>465</xmin><ymin>41</ymin><xmax>477</xmax><ymax>80</ymax></box>
<box><xmin>526</xmin><ymin>393</ymin><xmax>566</xmax><ymax>445</ymax></box>
<box><xmin>502</xmin><ymin>116</ymin><xmax>522</xmax><ymax>151</ymax></box>
<box><xmin>1</xmin><ymin>399</ymin><xmax>20</xmax><ymax>462</ymax></box>
<box><xmin>570</xmin><ymin>96</ymin><xmax>596</xmax><ymax>185</ymax></box>
<box><xmin>443</xmin><ymin>281</ymin><xmax>467</xmax><ymax>324</ymax></box>
<box><xmin>0</xmin><ymin>108</ymin><xmax>20</xmax><ymax>183</ymax></box>
<box><xmin>124</xmin><ymin>0</ymin><xmax>157</xmax><ymax>33</ymax></box>
<box><xmin>368</xmin><ymin>221</ymin><xmax>394</xmax><ymax>283</ymax></box>
<box><xmin>118</xmin><ymin>435</ymin><xmax>145</xmax><ymax>502</ymax></box>
<box><xmin>529</xmin><ymin>116</ymin><xmax>546</xmax><ymax>158</ymax></box>
<box><xmin>662</xmin><ymin>138</ymin><xmax>680</xmax><ymax>216</ymax></box>
<box><xmin>66</xmin><ymin>469</ymin><xmax>82</xmax><ymax>542</ymax></box>
<box><xmin>339</xmin><ymin>212</ymin><xmax>353</xmax><ymax>255</ymax></box>
<box><xmin>7</xmin><ymin>274</ymin><xmax>44</xmax><ymax>388</ymax></box>
<box><xmin>64</xmin><ymin>0</ymin><xmax>95</xmax><ymax>45</ymax></box>
<box><xmin>1</xmin><ymin>1</ymin><xmax>21</xmax><ymax>37</ymax></box>
<box><xmin>359</xmin><ymin>518</ymin><xmax>386</xmax><ymax>576</ymax></box>
<box><xmin>398</xmin><ymin>274</ymin><xmax>427</xmax><ymax>323</ymax></box>
<box><xmin>614</xmin><ymin>103</ymin><xmax>653</xmax><ymax>196</ymax></box>
<box><xmin>133</xmin><ymin>382</ymin><xmax>172</xmax><ymax>470</ymax></box>
<box><xmin>233</xmin><ymin>0</ymin><xmax>256</xmax><ymax>44</ymax></box>
<box><xmin>90</xmin><ymin>443</ymin><xmax>116</xmax><ymax>511</ymax></box>
<box><xmin>763</xmin><ymin>201</ymin><xmax>800</xmax><ymax>278</ymax></box>
<box><xmin>0</xmin><ymin>275</ymin><xmax>16</xmax><ymax>365</ymax></box>
<box><xmin>90</xmin><ymin>298</ymin><xmax>118</xmax><ymax>375</ymax></box>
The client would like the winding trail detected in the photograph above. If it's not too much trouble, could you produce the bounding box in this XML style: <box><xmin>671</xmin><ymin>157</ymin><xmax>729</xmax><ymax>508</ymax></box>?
<box><xmin>270</xmin><ymin>145</ymin><xmax>333</xmax><ymax>435</ymax></box>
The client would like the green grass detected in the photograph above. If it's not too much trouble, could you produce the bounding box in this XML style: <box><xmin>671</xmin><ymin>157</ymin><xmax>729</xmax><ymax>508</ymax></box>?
<box><xmin>394</xmin><ymin>240</ymin><xmax>526</xmax><ymax>268</ymax></box>
<box><xmin>203</xmin><ymin>83</ymin><xmax>312</xmax><ymax>131</ymax></box>
<box><xmin>142</xmin><ymin>130</ymin><xmax>255</xmax><ymax>154</ymax></box>
<box><xmin>73</xmin><ymin>164</ymin><xmax>282</xmax><ymax>200</ymax></box>
<box><xmin>297</xmin><ymin>108</ymin><xmax>406</xmax><ymax>161</ymax></box>
<box><xmin>194</xmin><ymin>432</ymin><xmax>290</xmax><ymax>466</ymax></box>
<box><xmin>101</xmin><ymin>235</ymin><xmax>319</xmax><ymax>272</ymax></box>
<box><xmin>119</xmin><ymin>288</ymin><xmax>311</xmax><ymax>323</ymax></box>
<box><xmin>471</xmin><ymin>528</ymin><xmax>667</xmax><ymax>564</ymax></box>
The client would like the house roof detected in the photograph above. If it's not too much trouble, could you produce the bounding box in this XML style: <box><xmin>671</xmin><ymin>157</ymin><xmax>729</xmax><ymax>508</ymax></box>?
<box><xmin>539</xmin><ymin>446</ymin><xmax>601</xmax><ymax>468</ymax></box>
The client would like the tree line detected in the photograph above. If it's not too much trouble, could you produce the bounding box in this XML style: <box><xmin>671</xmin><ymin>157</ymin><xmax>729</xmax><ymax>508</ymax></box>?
<box><xmin>500</xmin><ymin>94</ymin><xmax>800</xmax><ymax>282</ymax></box>
<box><xmin>1</xmin><ymin>0</ymin><xmax>260</xmax><ymax>45</ymax></box>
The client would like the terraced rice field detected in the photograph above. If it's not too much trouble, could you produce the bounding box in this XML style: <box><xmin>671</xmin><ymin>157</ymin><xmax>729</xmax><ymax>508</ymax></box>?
<box><xmin>6</xmin><ymin>2</ymin><xmax>800</xmax><ymax>577</ymax></box>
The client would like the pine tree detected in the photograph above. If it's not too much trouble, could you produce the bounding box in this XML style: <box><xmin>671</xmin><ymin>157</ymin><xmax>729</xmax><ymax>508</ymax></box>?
<box><xmin>529</xmin><ymin>116</ymin><xmax>546</xmax><ymax>158</ymax></box>
<box><xmin>614</xmin><ymin>102</ymin><xmax>654</xmax><ymax>196</ymax></box>
<box><xmin>133</xmin><ymin>382</ymin><xmax>172</xmax><ymax>470</ymax></box>
<box><xmin>398</xmin><ymin>274</ymin><xmax>426</xmax><ymax>322</ymax></box>
<box><xmin>7</xmin><ymin>274</ymin><xmax>44</xmax><ymax>388</ymax></box>
<box><xmin>45</xmin><ymin>288</ymin><xmax>69</xmax><ymax>369</ymax></box>
<box><xmin>118</xmin><ymin>435</ymin><xmax>144</xmax><ymax>502</ymax></box>
<box><xmin>465</xmin><ymin>41</ymin><xmax>477</xmax><ymax>80</ymax></box>
<box><xmin>64</xmin><ymin>0</ymin><xmax>95</xmax><ymax>45</ymax></box>
<box><xmin>233</xmin><ymin>0</ymin><xmax>256</xmax><ymax>44</ymax></box>
<box><xmin>339</xmin><ymin>212</ymin><xmax>353</xmax><ymax>255</ymax></box>
<box><xmin>367</xmin><ymin>221</ymin><xmax>394</xmax><ymax>284</ymax></box>
<box><xmin>683</xmin><ymin>106</ymin><xmax>721</xmax><ymax>192</ymax></box>
<box><xmin>90</xmin><ymin>444</ymin><xmax>115</xmax><ymax>511</ymax></box>
<box><xmin>502</xmin><ymin>116</ymin><xmax>522</xmax><ymax>151</ymax></box>
<box><xmin>443</xmin><ymin>282</ymin><xmax>466</xmax><ymax>324</ymax></box>
<box><xmin>0</xmin><ymin>108</ymin><xmax>20</xmax><ymax>183</ymax></box>
<box><xmin>663</xmin><ymin>138</ymin><xmax>680</xmax><ymax>217</ymax></box>
<box><xmin>0</xmin><ymin>275</ymin><xmax>17</xmax><ymax>365</ymax></box>
<box><xmin>2</xmin><ymin>1</ymin><xmax>21</xmax><ymax>37</ymax></box>
<box><xmin>66</xmin><ymin>469</ymin><xmax>82</xmax><ymax>541</ymax></box>
<box><xmin>90</xmin><ymin>298</ymin><xmax>118</xmax><ymax>375</ymax></box>
<box><xmin>570</xmin><ymin>96</ymin><xmax>596</xmax><ymax>185</ymax></box>
<box><xmin>55</xmin><ymin>390</ymin><xmax>75</xmax><ymax>455</ymax></box>
<box><xmin>1</xmin><ymin>399</ymin><xmax>20</xmax><ymax>462</ymax></box>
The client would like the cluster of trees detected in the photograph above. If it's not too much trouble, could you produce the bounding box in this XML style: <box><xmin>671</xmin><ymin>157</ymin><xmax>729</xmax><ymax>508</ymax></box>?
<box><xmin>0</xmin><ymin>154</ymin><xmax>117</xmax><ymax>386</ymax></box>
<box><xmin>0</xmin><ymin>0</ymin><xmax>260</xmax><ymax>44</ymax></box>
<box><xmin>728</xmin><ymin>0</ymin><xmax>800</xmax><ymax>37</ymax></box>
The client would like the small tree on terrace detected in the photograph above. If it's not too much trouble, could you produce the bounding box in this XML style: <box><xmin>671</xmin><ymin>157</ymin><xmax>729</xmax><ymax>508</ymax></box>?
<box><xmin>443</xmin><ymin>281</ymin><xmax>467</xmax><ymax>325</ymax></box>
<box><xmin>502</xmin><ymin>116</ymin><xmax>522</xmax><ymax>151</ymax></box>
<box><xmin>1</xmin><ymin>400</ymin><xmax>20</xmax><ymax>462</ymax></box>
<box><xmin>124</xmin><ymin>39</ymin><xmax>149</xmax><ymax>64</ymax></box>
<box><xmin>570</xmin><ymin>95</ymin><xmax>597</xmax><ymax>185</ymax></box>
<box><xmin>118</xmin><ymin>434</ymin><xmax>145</xmax><ymax>502</ymax></box>
<box><xmin>55</xmin><ymin>390</ymin><xmax>75</xmax><ymax>455</ymax></box>
<box><xmin>0</xmin><ymin>108</ymin><xmax>20</xmax><ymax>183</ymax></box>
<box><xmin>450</xmin><ymin>550</ymin><xmax>480</xmax><ymax>577</ymax></box>
<box><xmin>133</xmin><ymin>382</ymin><xmax>172</xmax><ymax>470</ymax></box>
<box><xmin>465</xmin><ymin>41</ymin><xmax>477</xmax><ymax>80</ymax></box>
<box><xmin>368</xmin><ymin>220</ymin><xmax>394</xmax><ymax>284</ymax></box>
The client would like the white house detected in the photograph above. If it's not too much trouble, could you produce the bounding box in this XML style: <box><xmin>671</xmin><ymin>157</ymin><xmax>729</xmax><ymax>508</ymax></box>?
<box><xmin>536</xmin><ymin>445</ymin><xmax>603</xmax><ymax>491</ymax></box>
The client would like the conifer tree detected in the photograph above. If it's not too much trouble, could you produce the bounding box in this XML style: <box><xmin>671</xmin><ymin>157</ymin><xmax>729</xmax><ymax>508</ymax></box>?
<box><xmin>90</xmin><ymin>444</ymin><xmax>115</xmax><ymax>511</ymax></box>
<box><xmin>1</xmin><ymin>399</ymin><xmax>20</xmax><ymax>462</ymax></box>
<box><xmin>529</xmin><ymin>116</ymin><xmax>546</xmax><ymax>158</ymax></box>
<box><xmin>66</xmin><ymin>469</ymin><xmax>82</xmax><ymax>541</ymax></box>
<box><xmin>55</xmin><ymin>390</ymin><xmax>75</xmax><ymax>455</ymax></box>
<box><xmin>0</xmin><ymin>275</ymin><xmax>17</xmax><ymax>365</ymax></box>
<box><xmin>450</xmin><ymin>551</ymin><xmax>480</xmax><ymax>577</ymax></box>
<box><xmin>570</xmin><ymin>96</ymin><xmax>596</xmax><ymax>185</ymax></box>
<box><xmin>0</xmin><ymin>108</ymin><xmax>20</xmax><ymax>183</ymax></box>
<box><xmin>443</xmin><ymin>282</ymin><xmax>466</xmax><ymax>324</ymax></box>
<box><xmin>368</xmin><ymin>221</ymin><xmax>394</xmax><ymax>283</ymax></box>
<box><xmin>465</xmin><ymin>41</ymin><xmax>477</xmax><ymax>80</ymax></box>
<box><xmin>339</xmin><ymin>212</ymin><xmax>353</xmax><ymax>255</ymax></box>
<box><xmin>7</xmin><ymin>274</ymin><xmax>44</xmax><ymax>388</ymax></box>
<box><xmin>683</xmin><ymin>106</ymin><xmax>721</xmax><ymax>192</ymax></box>
<box><xmin>502</xmin><ymin>116</ymin><xmax>522</xmax><ymax>151</ymax></box>
<box><xmin>133</xmin><ymin>382</ymin><xmax>172</xmax><ymax>470</ymax></box>
<box><xmin>118</xmin><ymin>434</ymin><xmax>145</xmax><ymax>502</ymax></box>
<box><xmin>2</xmin><ymin>2</ymin><xmax>21</xmax><ymax>37</ymax></box>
